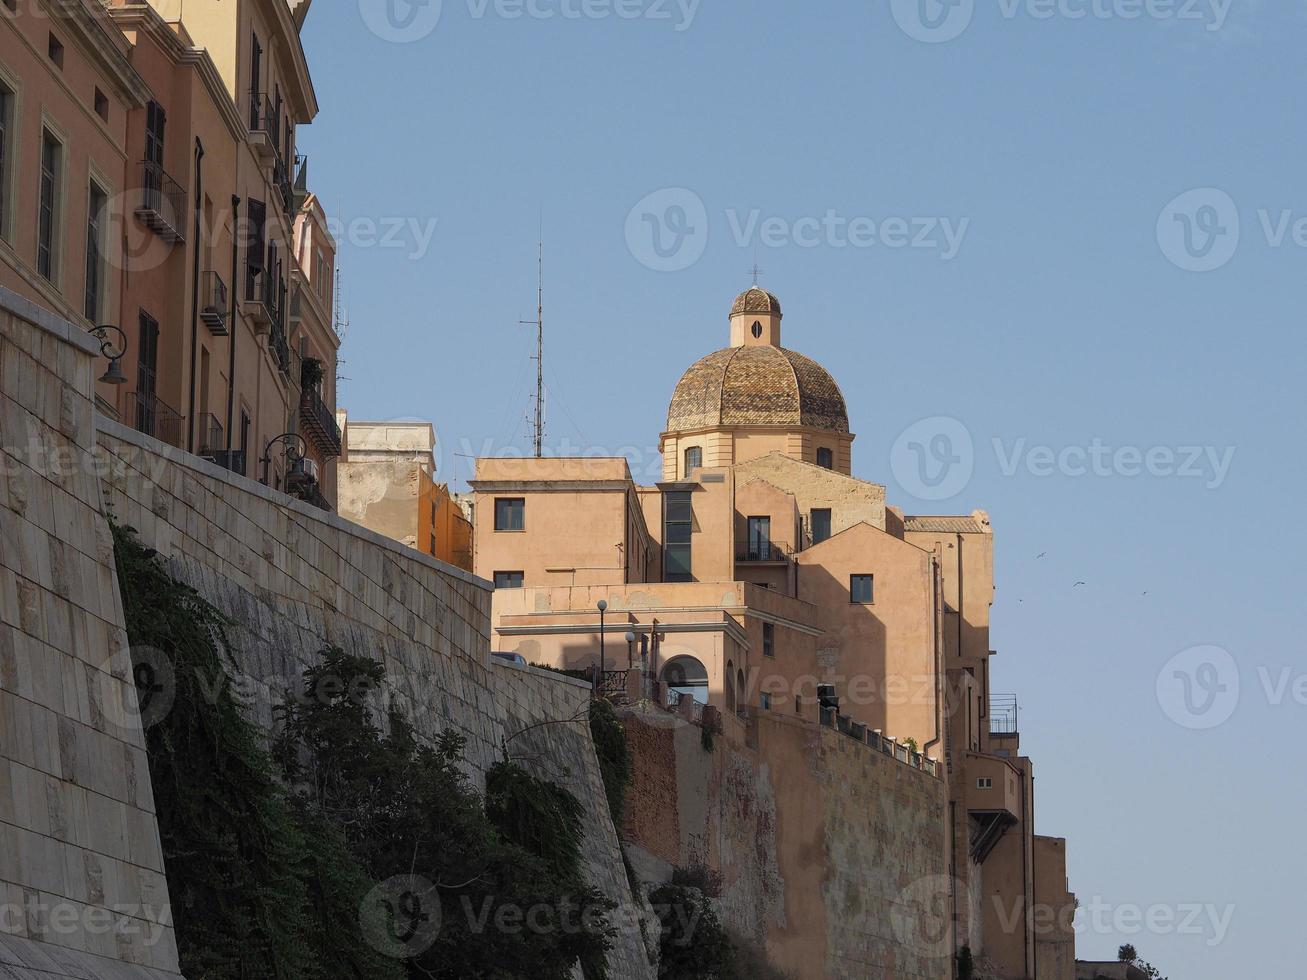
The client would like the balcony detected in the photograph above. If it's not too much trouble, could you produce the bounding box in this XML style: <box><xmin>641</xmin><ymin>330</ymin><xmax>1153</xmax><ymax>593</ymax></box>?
<box><xmin>989</xmin><ymin>694</ymin><xmax>1019</xmax><ymax>735</ymax></box>
<box><xmin>242</xmin><ymin>268</ymin><xmax>276</xmax><ymax>333</ymax></box>
<box><xmin>286</xmin><ymin>457</ymin><xmax>330</xmax><ymax>511</ymax></box>
<box><xmin>299</xmin><ymin>386</ymin><xmax>342</xmax><ymax>458</ymax></box>
<box><xmin>200</xmin><ymin>271</ymin><xmax>229</xmax><ymax>335</ymax></box>
<box><xmin>196</xmin><ymin>414</ymin><xmax>224</xmax><ymax>459</ymax></box>
<box><xmin>736</xmin><ymin>541</ymin><xmax>791</xmax><ymax>564</ymax></box>
<box><xmin>967</xmin><ymin>752</ymin><xmax>1022</xmax><ymax>862</ymax></box>
<box><xmin>135</xmin><ymin>160</ymin><xmax>186</xmax><ymax>244</ymax></box>
<box><xmin>129</xmin><ymin>391</ymin><xmax>185</xmax><ymax>449</ymax></box>
<box><xmin>248</xmin><ymin>93</ymin><xmax>282</xmax><ymax>166</ymax></box>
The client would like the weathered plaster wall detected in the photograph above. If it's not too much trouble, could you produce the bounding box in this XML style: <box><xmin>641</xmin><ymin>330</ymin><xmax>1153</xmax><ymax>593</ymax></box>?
<box><xmin>95</xmin><ymin>421</ymin><xmax>657</xmax><ymax>979</ymax></box>
<box><xmin>0</xmin><ymin>289</ymin><xmax>183</xmax><ymax>977</ymax></box>
<box><xmin>619</xmin><ymin>701</ymin><xmax>949</xmax><ymax>980</ymax></box>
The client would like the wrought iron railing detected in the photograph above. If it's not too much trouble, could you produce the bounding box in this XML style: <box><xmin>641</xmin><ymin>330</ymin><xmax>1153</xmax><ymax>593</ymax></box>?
<box><xmin>136</xmin><ymin>160</ymin><xmax>186</xmax><ymax>243</ymax></box>
<box><xmin>736</xmin><ymin>540</ymin><xmax>790</xmax><ymax>562</ymax></box>
<box><xmin>196</xmin><ymin>414</ymin><xmax>224</xmax><ymax>457</ymax></box>
<box><xmin>129</xmin><ymin>391</ymin><xmax>185</xmax><ymax>449</ymax></box>
<box><xmin>298</xmin><ymin>385</ymin><xmax>342</xmax><ymax>458</ymax></box>
<box><xmin>200</xmin><ymin>271</ymin><xmax>229</xmax><ymax>333</ymax></box>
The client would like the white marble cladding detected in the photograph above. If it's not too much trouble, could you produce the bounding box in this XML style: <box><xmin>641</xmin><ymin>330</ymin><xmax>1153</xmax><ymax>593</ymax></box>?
<box><xmin>0</xmin><ymin>290</ymin><xmax>183</xmax><ymax>976</ymax></box>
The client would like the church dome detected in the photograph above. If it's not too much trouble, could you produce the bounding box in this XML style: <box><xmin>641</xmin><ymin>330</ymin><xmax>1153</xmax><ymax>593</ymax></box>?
<box><xmin>731</xmin><ymin>287</ymin><xmax>782</xmax><ymax>318</ymax></box>
<box><xmin>666</xmin><ymin>345</ymin><xmax>849</xmax><ymax>434</ymax></box>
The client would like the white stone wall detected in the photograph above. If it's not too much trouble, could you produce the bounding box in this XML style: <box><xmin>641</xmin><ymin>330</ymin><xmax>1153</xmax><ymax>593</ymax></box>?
<box><xmin>0</xmin><ymin>288</ymin><xmax>182</xmax><ymax>977</ymax></box>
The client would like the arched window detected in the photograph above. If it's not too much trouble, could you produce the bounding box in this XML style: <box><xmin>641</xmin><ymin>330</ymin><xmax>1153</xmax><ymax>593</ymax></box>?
<box><xmin>684</xmin><ymin>446</ymin><xmax>703</xmax><ymax>476</ymax></box>
<box><xmin>751</xmin><ymin>320</ymin><xmax>763</xmax><ymax>338</ymax></box>
<box><xmin>817</xmin><ymin>447</ymin><xmax>834</xmax><ymax>469</ymax></box>
<box><xmin>662</xmin><ymin>655</ymin><xmax>708</xmax><ymax>704</ymax></box>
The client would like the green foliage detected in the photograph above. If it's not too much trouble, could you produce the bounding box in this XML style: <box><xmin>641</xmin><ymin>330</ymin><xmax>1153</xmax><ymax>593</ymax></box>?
<box><xmin>1118</xmin><ymin>945</ymin><xmax>1168</xmax><ymax>980</ymax></box>
<box><xmin>1119</xmin><ymin>945</ymin><xmax>1138</xmax><ymax>962</ymax></box>
<box><xmin>116</xmin><ymin>525</ymin><xmax>615</xmax><ymax>980</ymax></box>
<box><xmin>276</xmin><ymin>650</ymin><xmax>615</xmax><ymax>980</ymax></box>
<box><xmin>113</xmin><ymin>523</ymin><xmax>398</xmax><ymax>979</ymax></box>
<box><xmin>301</xmin><ymin>356</ymin><xmax>325</xmax><ymax>390</ymax></box>
<box><xmin>957</xmin><ymin>945</ymin><xmax>975</xmax><ymax>980</ymax></box>
<box><xmin>651</xmin><ymin>875</ymin><xmax>793</xmax><ymax>980</ymax></box>
<box><xmin>589</xmin><ymin>698</ymin><xmax>632</xmax><ymax>829</ymax></box>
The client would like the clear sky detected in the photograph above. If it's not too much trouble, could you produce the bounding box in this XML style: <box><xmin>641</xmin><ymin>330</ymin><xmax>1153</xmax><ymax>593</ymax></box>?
<box><xmin>301</xmin><ymin>2</ymin><xmax>1305</xmax><ymax>975</ymax></box>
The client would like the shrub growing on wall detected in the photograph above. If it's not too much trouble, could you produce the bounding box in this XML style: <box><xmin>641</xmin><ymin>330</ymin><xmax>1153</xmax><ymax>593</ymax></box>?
<box><xmin>589</xmin><ymin>698</ymin><xmax>632</xmax><ymax>829</ymax></box>
<box><xmin>112</xmin><ymin>524</ymin><xmax>400</xmax><ymax>979</ymax></box>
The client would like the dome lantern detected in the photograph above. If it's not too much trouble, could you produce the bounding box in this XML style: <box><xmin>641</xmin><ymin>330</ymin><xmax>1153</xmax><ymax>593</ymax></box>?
<box><xmin>729</xmin><ymin>286</ymin><xmax>783</xmax><ymax>348</ymax></box>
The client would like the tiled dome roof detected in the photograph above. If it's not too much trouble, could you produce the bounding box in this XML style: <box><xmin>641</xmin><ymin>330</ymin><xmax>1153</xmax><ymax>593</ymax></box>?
<box><xmin>666</xmin><ymin>346</ymin><xmax>849</xmax><ymax>434</ymax></box>
<box><xmin>731</xmin><ymin>287</ymin><xmax>783</xmax><ymax>318</ymax></box>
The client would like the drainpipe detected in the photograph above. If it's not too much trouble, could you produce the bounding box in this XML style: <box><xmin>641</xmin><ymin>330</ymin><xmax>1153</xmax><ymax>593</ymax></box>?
<box><xmin>924</xmin><ymin>553</ymin><xmax>944</xmax><ymax>757</ymax></box>
<box><xmin>186</xmin><ymin>138</ymin><xmax>205</xmax><ymax>452</ymax></box>
<box><xmin>225</xmin><ymin>195</ymin><xmax>241</xmax><ymax>452</ymax></box>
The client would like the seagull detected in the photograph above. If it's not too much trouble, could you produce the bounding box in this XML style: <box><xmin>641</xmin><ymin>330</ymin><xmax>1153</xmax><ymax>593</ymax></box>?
<box><xmin>1073</xmin><ymin>581</ymin><xmax>1087</xmax><ymax>588</ymax></box>
<box><xmin>1036</xmin><ymin>552</ymin><xmax>1047</xmax><ymax>559</ymax></box>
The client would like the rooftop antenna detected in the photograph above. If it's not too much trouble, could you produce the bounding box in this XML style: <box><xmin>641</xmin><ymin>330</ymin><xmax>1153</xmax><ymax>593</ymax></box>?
<box><xmin>519</xmin><ymin>238</ymin><xmax>544</xmax><ymax>458</ymax></box>
<box><xmin>333</xmin><ymin>266</ymin><xmax>351</xmax><ymax>385</ymax></box>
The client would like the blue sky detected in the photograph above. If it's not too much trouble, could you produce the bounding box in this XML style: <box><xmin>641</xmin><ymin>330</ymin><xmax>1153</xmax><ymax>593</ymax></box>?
<box><xmin>301</xmin><ymin>1</ymin><xmax>1306</xmax><ymax>974</ymax></box>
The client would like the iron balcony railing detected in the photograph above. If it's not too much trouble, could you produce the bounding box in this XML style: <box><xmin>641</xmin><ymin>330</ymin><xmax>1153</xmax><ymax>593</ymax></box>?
<box><xmin>270</xmin><ymin>317</ymin><xmax>291</xmax><ymax>376</ymax></box>
<box><xmin>243</xmin><ymin>267</ymin><xmax>279</xmax><ymax>330</ymax></box>
<box><xmin>989</xmin><ymin>694</ymin><xmax>1019</xmax><ymax>736</ymax></box>
<box><xmin>248</xmin><ymin>93</ymin><xmax>282</xmax><ymax>158</ymax></box>
<box><xmin>200</xmin><ymin>271</ymin><xmax>229</xmax><ymax>335</ymax></box>
<box><xmin>129</xmin><ymin>391</ymin><xmax>185</xmax><ymax>449</ymax></box>
<box><xmin>195</xmin><ymin>414</ymin><xmax>224</xmax><ymax>458</ymax></box>
<box><xmin>136</xmin><ymin>160</ymin><xmax>186</xmax><ymax>243</ymax></box>
<box><xmin>736</xmin><ymin>540</ymin><xmax>790</xmax><ymax>562</ymax></box>
<box><xmin>298</xmin><ymin>386</ymin><xmax>342</xmax><ymax>458</ymax></box>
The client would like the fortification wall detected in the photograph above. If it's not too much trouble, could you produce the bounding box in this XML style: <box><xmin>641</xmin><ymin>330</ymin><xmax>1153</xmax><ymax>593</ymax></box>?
<box><xmin>0</xmin><ymin>289</ymin><xmax>182</xmax><ymax>976</ymax></box>
<box><xmin>619</xmin><ymin>704</ymin><xmax>950</xmax><ymax>980</ymax></box>
<box><xmin>95</xmin><ymin>421</ymin><xmax>656</xmax><ymax>980</ymax></box>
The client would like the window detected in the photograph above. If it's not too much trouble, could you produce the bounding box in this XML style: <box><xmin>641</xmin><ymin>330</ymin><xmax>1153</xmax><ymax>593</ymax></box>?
<box><xmin>249</xmin><ymin>32</ymin><xmax>263</xmax><ymax>129</ymax></box>
<box><xmin>494</xmin><ymin>571</ymin><xmax>524</xmax><ymax>590</ymax></box>
<box><xmin>816</xmin><ymin>447</ymin><xmax>834</xmax><ymax>469</ymax></box>
<box><xmin>794</xmin><ymin>695</ymin><xmax>802</xmax><ymax>714</ymax></box>
<box><xmin>494</xmin><ymin>497</ymin><xmax>525</xmax><ymax>531</ymax></box>
<box><xmin>760</xmin><ymin>692</ymin><xmax>772</xmax><ymax>711</ymax></box>
<box><xmin>850</xmin><ymin>574</ymin><xmax>874</xmax><ymax>604</ymax></box>
<box><xmin>239</xmin><ymin>410</ymin><xmax>251</xmax><ymax>476</ymax></box>
<box><xmin>977</xmin><ymin>778</ymin><xmax>993</xmax><ymax>790</ymax></box>
<box><xmin>0</xmin><ymin>81</ymin><xmax>12</xmax><ymax>239</ymax></box>
<box><xmin>683</xmin><ymin>445</ymin><xmax>702</xmax><ymax>475</ymax></box>
<box><xmin>746</xmin><ymin>516</ymin><xmax>771</xmax><ymax>560</ymax></box>
<box><xmin>763</xmin><ymin>622</ymin><xmax>775</xmax><ymax>658</ymax></box>
<box><xmin>663</xmin><ymin>491</ymin><xmax>693</xmax><ymax>582</ymax></box>
<box><xmin>84</xmin><ymin>182</ymin><xmax>106</xmax><ymax>320</ymax></box>
<box><xmin>811</xmin><ymin>508</ymin><xmax>832</xmax><ymax>545</ymax></box>
<box><xmin>37</xmin><ymin>131</ymin><xmax>62</xmax><ymax>282</ymax></box>
<box><xmin>48</xmin><ymin>34</ymin><xmax>64</xmax><ymax>68</ymax></box>
<box><xmin>751</xmin><ymin>320</ymin><xmax>762</xmax><ymax>338</ymax></box>
<box><xmin>245</xmin><ymin>199</ymin><xmax>266</xmax><ymax>299</ymax></box>
<box><xmin>93</xmin><ymin>88</ymin><xmax>108</xmax><ymax>122</ymax></box>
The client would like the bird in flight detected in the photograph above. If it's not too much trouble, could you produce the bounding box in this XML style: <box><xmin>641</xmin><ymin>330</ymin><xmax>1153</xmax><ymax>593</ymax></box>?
<box><xmin>1073</xmin><ymin>581</ymin><xmax>1087</xmax><ymax>588</ymax></box>
<box><xmin>1036</xmin><ymin>552</ymin><xmax>1047</xmax><ymax>559</ymax></box>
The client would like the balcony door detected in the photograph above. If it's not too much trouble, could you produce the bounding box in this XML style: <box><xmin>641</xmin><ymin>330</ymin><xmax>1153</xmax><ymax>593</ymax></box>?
<box><xmin>136</xmin><ymin>312</ymin><xmax>159</xmax><ymax>433</ymax></box>
<box><xmin>747</xmin><ymin>516</ymin><xmax>771</xmax><ymax>560</ymax></box>
<box><xmin>144</xmin><ymin>102</ymin><xmax>165</xmax><ymax>209</ymax></box>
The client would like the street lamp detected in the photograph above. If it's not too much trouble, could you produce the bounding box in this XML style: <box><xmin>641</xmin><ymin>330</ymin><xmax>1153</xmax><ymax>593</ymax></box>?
<box><xmin>596</xmin><ymin>599</ymin><xmax>608</xmax><ymax>697</ymax></box>
<box><xmin>91</xmin><ymin>325</ymin><xmax>128</xmax><ymax>385</ymax></box>
<box><xmin>260</xmin><ymin>432</ymin><xmax>308</xmax><ymax>486</ymax></box>
<box><xmin>625</xmin><ymin>629</ymin><xmax>637</xmax><ymax>669</ymax></box>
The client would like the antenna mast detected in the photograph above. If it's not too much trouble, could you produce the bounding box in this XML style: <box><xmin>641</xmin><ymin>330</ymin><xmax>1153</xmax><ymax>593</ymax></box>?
<box><xmin>333</xmin><ymin>266</ymin><xmax>351</xmax><ymax>385</ymax></box>
<box><xmin>520</xmin><ymin>241</ymin><xmax>544</xmax><ymax>457</ymax></box>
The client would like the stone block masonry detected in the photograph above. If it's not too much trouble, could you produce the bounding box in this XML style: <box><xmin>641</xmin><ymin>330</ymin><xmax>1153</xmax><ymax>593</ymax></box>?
<box><xmin>0</xmin><ymin>288</ymin><xmax>183</xmax><ymax>977</ymax></box>
<box><xmin>95</xmin><ymin>422</ymin><xmax>656</xmax><ymax>979</ymax></box>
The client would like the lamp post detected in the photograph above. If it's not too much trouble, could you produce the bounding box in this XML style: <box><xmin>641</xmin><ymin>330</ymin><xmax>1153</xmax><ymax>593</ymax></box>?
<box><xmin>625</xmin><ymin>629</ymin><xmax>636</xmax><ymax>669</ymax></box>
<box><xmin>91</xmin><ymin>325</ymin><xmax>128</xmax><ymax>385</ymax></box>
<box><xmin>596</xmin><ymin>599</ymin><xmax>608</xmax><ymax>697</ymax></box>
<box><xmin>260</xmin><ymin>432</ymin><xmax>308</xmax><ymax>487</ymax></box>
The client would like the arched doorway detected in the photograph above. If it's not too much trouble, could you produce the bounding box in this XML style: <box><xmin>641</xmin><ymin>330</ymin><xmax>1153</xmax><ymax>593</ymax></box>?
<box><xmin>662</xmin><ymin>655</ymin><xmax>709</xmax><ymax>705</ymax></box>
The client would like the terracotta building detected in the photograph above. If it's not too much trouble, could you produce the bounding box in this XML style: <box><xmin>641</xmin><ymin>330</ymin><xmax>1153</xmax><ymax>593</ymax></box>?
<box><xmin>0</xmin><ymin>0</ymin><xmax>341</xmax><ymax>507</ymax></box>
<box><xmin>473</xmin><ymin>286</ymin><xmax>1079</xmax><ymax>980</ymax></box>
